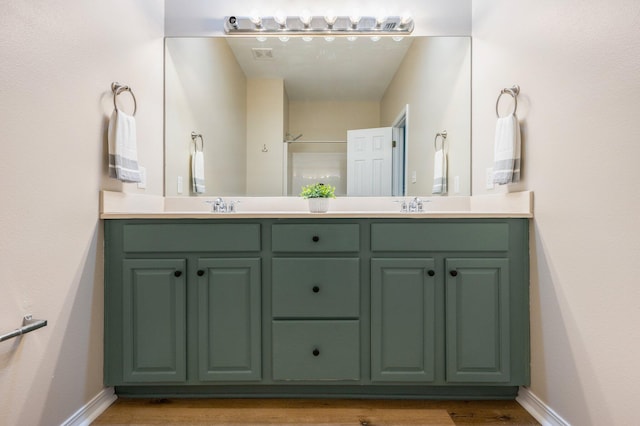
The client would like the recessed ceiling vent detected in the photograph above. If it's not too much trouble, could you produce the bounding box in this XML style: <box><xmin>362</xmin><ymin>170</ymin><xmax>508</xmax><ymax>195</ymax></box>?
<box><xmin>252</xmin><ymin>48</ymin><xmax>274</xmax><ymax>60</ymax></box>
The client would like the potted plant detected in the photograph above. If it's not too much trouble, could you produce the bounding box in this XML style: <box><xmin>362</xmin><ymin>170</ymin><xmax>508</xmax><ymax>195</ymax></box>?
<box><xmin>300</xmin><ymin>183</ymin><xmax>336</xmax><ymax>213</ymax></box>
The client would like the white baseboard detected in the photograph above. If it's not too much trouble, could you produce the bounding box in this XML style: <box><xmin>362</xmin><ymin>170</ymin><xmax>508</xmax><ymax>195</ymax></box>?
<box><xmin>517</xmin><ymin>386</ymin><xmax>570</xmax><ymax>426</ymax></box>
<box><xmin>62</xmin><ymin>387</ymin><xmax>117</xmax><ymax>426</ymax></box>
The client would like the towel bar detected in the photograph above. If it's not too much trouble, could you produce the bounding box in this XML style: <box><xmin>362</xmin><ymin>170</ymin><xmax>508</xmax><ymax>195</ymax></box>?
<box><xmin>0</xmin><ymin>315</ymin><xmax>47</xmax><ymax>343</ymax></box>
<box><xmin>434</xmin><ymin>130</ymin><xmax>448</xmax><ymax>151</ymax></box>
<box><xmin>191</xmin><ymin>132</ymin><xmax>204</xmax><ymax>152</ymax></box>
<box><xmin>496</xmin><ymin>85</ymin><xmax>520</xmax><ymax>118</ymax></box>
<box><xmin>111</xmin><ymin>82</ymin><xmax>137</xmax><ymax>116</ymax></box>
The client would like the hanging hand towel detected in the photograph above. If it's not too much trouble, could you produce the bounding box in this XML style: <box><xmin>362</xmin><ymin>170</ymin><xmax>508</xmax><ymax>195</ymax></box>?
<box><xmin>191</xmin><ymin>150</ymin><xmax>206</xmax><ymax>193</ymax></box>
<box><xmin>107</xmin><ymin>109</ymin><xmax>141</xmax><ymax>183</ymax></box>
<box><xmin>432</xmin><ymin>148</ymin><xmax>448</xmax><ymax>195</ymax></box>
<box><xmin>493</xmin><ymin>113</ymin><xmax>521</xmax><ymax>185</ymax></box>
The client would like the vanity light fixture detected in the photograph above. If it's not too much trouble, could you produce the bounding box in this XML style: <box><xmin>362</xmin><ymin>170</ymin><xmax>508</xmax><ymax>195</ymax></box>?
<box><xmin>224</xmin><ymin>13</ymin><xmax>414</xmax><ymax>35</ymax></box>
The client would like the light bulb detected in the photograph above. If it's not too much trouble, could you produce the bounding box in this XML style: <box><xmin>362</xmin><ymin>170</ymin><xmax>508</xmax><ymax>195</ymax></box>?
<box><xmin>249</xmin><ymin>9</ymin><xmax>262</xmax><ymax>27</ymax></box>
<box><xmin>279</xmin><ymin>36</ymin><xmax>290</xmax><ymax>43</ymax></box>
<box><xmin>274</xmin><ymin>10</ymin><xmax>287</xmax><ymax>27</ymax></box>
<box><xmin>400</xmin><ymin>11</ymin><xmax>413</xmax><ymax>25</ymax></box>
<box><xmin>376</xmin><ymin>9</ymin><xmax>387</xmax><ymax>26</ymax></box>
<box><xmin>324</xmin><ymin>10</ymin><xmax>337</xmax><ymax>27</ymax></box>
<box><xmin>349</xmin><ymin>10</ymin><xmax>361</xmax><ymax>28</ymax></box>
<box><xmin>300</xmin><ymin>9</ymin><xmax>312</xmax><ymax>26</ymax></box>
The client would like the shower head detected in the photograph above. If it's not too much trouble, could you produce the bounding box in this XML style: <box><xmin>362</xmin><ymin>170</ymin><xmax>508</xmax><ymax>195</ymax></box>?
<box><xmin>285</xmin><ymin>133</ymin><xmax>303</xmax><ymax>142</ymax></box>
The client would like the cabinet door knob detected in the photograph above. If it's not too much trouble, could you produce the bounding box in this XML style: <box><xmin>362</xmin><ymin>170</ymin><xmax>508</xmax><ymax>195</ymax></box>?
<box><xmin>312</xmin><ymin>348</ymin><xmax>320</xmax><ymax>357</ymax></box>
<box><xmin>174</xmin><ymin>270</ymin><xmax>182</xmax><ymax>277</ymax></box>
<box><xmin>450</xmin><ymin>270</ymin><xmax>458</xmax><ymax>277</ymax></box>
<box><xmin>312</xmin><ymin>285</ymin><xmax>320</xmax><ymax>293</ymax></box>
<box><xmin>312</xmin><ymin>235</ymin><xmax>320</xmax><ymax>242</ymax></box>
<box><xmin>197</xmin><ymin>270</ymin><xmax>205</xmax><ymax>276</ymax></box>
<box><xmin>427</xmin><ymin>270</ymin><xmax>435</xmax><ymax>276</ymax></box>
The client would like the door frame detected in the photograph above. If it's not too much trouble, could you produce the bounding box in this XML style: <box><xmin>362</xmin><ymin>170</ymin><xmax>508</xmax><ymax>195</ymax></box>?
<box><xmin>392</xmin><ymin>104</ymin><xmax>410</xmax><ymax>197</ymax></box>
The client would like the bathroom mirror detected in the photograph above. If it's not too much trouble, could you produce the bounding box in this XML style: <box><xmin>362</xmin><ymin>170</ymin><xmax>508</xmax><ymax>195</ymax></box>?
<box><xmin>165</xmin><ymin>36</ymin><xmax>470</xmax><ymax>197</ymax></box>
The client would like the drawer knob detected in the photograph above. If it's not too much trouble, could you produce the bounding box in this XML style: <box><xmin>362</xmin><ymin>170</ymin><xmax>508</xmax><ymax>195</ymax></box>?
<box><xmin>450</xmin><ymin>270</ymin><xmax>458</xmax><ymax>277</ymax></box>
<box><xmin>312</xmin><ymin>285</ymin><xmax>320</xmax><ymax>293</ymax></box>
<box><xmin>312</xmin><ymin>348</ymin><xmax>320</xmax><ymax>357</ymax></box>
<box><xmin>197</xmin><ymin>270</ymin><xmax>205</xmax><ymax>276</ymax></box>
<box><xmin>312</xmin><ymin>235</ymin><xmax>320</xmax><ymax>242</ymax></box>
<box><xmin>427</xmin><ymin>270</ymin><xmax>435</xmax><ymax>277</ymax></box>
<box><xmin>174</xmin><ymin>270</ymin><xmax>182</xmax><ymax>277</ymax></box>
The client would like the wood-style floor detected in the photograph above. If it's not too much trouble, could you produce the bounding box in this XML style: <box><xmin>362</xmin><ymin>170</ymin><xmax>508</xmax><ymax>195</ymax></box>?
<box><xmin>92</xmin><ymin>398</ymin><xmax>540</xmax><ymax>425</ymax></box>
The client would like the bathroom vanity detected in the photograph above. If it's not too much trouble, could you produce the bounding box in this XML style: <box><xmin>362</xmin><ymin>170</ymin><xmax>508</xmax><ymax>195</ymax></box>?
<box><xmin>103</xmin><ymin>203</ymin><xmax>530</xmax><ymax>399</ymax></box>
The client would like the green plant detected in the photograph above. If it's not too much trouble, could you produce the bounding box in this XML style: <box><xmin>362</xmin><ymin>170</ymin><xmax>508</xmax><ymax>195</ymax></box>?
<box><xmin>299</xmin><ymin>183</ymin><xmax>336</xmax><ymax>199</ymax></box>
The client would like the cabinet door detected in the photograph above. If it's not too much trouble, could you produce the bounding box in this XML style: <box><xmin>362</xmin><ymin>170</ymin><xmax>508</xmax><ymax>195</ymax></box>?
<box><xmin>197</xmin><ymin>258</ymin><xmax>261</xmax><ymax>381</ymax></box>
<box><xmin>446</xmin><ymin>258</ymin><xmax>510</xmax><ymax>383</ymax></box>
<box><xmin>122</xmin><ymin>259</ymin><xmax>186</xmax><ymax>383</ymax></box>
<box><xmin>371</xmin><ymin>258</ymin><xmax>436</xmax><ymax>382</ymax></box>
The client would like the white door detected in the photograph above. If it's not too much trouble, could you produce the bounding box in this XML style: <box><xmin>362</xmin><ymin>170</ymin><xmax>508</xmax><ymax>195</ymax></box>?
<box><xmin>347</xmin><ymin>127</ymin><xmax>393</xmax><ymax>196</ymax></box>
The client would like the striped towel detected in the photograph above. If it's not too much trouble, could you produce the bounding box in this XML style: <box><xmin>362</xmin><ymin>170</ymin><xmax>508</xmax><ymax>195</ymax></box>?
<box><xmin>432</xmin><ymin>148</ymin><xmax>448</xmax><ymax>195</ymax></box>
<box><xmin>191</xmin><ymin>150</ymin><xmax>206</xmax><ymax>193</ymax></box>
<box><xmin>493</xmin><ymin>113</ymin><xmax>521</xmax><ymax>184</ymax></box>
<box><xmin>107</xmin><ymin>109</ymin><xmax>141</xmax><ymax>183</ymax></box>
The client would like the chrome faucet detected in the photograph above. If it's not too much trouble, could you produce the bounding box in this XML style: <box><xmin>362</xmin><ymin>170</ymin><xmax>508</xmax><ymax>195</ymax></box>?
<box><xmin>205</xmin><ymin>198</ymin><xmax>239</xmax><ymax>213</ymax></box>
<box><xmin>395</xmin><ymin>197</ymin><xmax>429</xmax><ymax>213</ymax></box>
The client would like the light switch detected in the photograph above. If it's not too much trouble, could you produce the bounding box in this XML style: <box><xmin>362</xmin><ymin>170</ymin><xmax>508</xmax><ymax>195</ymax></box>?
<box><xmin>137</xmin><ymin>166</ymin><xmax>146</xmax><ymax>189</ymax></box>
<box><xmin>486</xmin><ymin>168</ymin><xmax>495</xmax><ymax>190</ymax></box>
<box><xmin>411</xmin><ymin>170</ymin><xmax>417</xmax><ymax>183</ymax></box>
<box><xmin>177</xmin><ymin>176</ymin><xmax>183</xmax><ymax>194</ymax></box>
<box><xmin>454</xmin><ymin>175</ymin><xmax>460</xmax><ymax>193</ymax></box>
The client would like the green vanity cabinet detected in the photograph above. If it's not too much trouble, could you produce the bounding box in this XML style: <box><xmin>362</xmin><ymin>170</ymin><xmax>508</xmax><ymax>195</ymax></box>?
<box><xmin>371</xmin><ymin>258</ymin><xmax>437</xmax><ymax>383</ymax></box>
<box><xmin>445</xmin><ymin>258</ymin><xmax>511</xmax><ymax>383</ymax></box>
<box><xmin>104</xmin><ymin>218</ymin><xmax>529</xmax><ymax>398</ymax></box>
<box><xmin>196</xmin><ymin>258</ymin><xmax>262</xmax><ymax>382</ymax></box>
<box><xmin>104</xmin><ymin>221</ymin><xmax>262</xmax><ymax>386</ymax></box>
<box><xmin>121</xmin><ymin>258</ymin><xmax>187</xmax><ymax>383</ymax></box>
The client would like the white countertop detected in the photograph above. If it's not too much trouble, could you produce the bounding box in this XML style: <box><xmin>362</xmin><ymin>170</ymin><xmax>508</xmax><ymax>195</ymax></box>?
<box><xmin>100</xmin><ymin>191</ymin><xmax>533</xmax><ymax>219</ymax></box>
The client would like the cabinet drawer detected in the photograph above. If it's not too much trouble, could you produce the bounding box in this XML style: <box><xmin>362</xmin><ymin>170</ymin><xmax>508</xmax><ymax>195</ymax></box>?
<box><xmin>271</xmin><ymin>224</ymin><xmax>359</xmax><ymax>253</ymax></box>
<box><xmin>272</xmin><ymin>258</ymin><xmax>359</xmax><ymax>319</ymax></box>
<box><xmin>272</xmin><ymin>320</ymin><xmax>360</xmax><ymax>381</ymax></box>
<box><xmin>122</xmin><ymin>223</ymin><xmax>261</xmax><ymax>252</ymax></box>
<box><xmin>371</xmin><ymin>222</ymin><xmax>509</xmax><ymax>252</ymax></box>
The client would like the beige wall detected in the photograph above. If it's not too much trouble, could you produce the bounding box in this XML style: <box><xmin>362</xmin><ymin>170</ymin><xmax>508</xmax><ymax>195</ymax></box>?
<box><xmin>472</xmin><ymin>1</ymin><xmax>640</xmax><ymax>424</ymax></box>
<box><xmin>165</xmin><ymin>37</ymin><xmax>247</xmax><ymax>196</ymax></box>
<box><xmin>288</xmin><ymin>101</ymin><xmax>381</xmax><ymax>142</ymax></box>
<box><xmin>246</xmin><ymin>79</ymin><xmax>286</xmax><ymax>196</ymax></box>
<box><xmin>0</xmin><ymin>1</ymin><xmax>164</xmax><ymax>425</ymax></box>
<box><xmin>381</xmin><ymin>37</ymin><xmax>471</xmax><ymax>196</ymax></box>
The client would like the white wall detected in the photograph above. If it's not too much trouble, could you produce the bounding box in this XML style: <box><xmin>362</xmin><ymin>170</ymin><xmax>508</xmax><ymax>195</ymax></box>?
<box><xmin>246</xmin><ymin>79</ymin><xmax>286</xmax><ymax>195</ymax></box>
<box><xmin>381</xmin><ymin>37</ymin><xmax>471</xmax><ymax>196</ymax></box>
<box><xmin>165</xmin><ymin>38</ymin><xmax>247</xmax><ymax>196</ymax></box>
<box><xmin>0</xmin><ymin>1</ymin><xmax>164</xmax><ymax>425</ymax></box>
<box><xmin>472</xmin><ymin>1</ymin><xmax>640</xmax><ymax>424</ymax></box>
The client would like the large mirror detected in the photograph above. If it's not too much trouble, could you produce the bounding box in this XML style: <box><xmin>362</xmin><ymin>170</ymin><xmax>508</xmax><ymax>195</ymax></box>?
<box><xmin>165</xmin><ymin>36</ymin><xmax>470</xmax><ymax>197</ymax></box>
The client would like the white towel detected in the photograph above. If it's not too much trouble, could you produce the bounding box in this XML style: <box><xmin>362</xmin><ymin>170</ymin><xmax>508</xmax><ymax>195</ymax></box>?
<box><xmin>107</xmin><ymin>109</ymin><xmax>141</xmax><ymax>183</ymax></box>
<box><xmin>432</xmin><ymin>148</ymin><xmax>448</xmax><ymax>195</ymax></box>
<box><xmin>191</xmin><ymin>150</ymin><xmax>205</xmax><ymax>193</ymax></box>
<box><xmin>493</xmin><ymin>113</ymin><xmax>521</xmax><ymax>185</ymax></box>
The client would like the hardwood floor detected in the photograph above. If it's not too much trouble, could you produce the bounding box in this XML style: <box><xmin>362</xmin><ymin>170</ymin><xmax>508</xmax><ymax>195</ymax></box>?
<box><xmin>92</xmin><ymin>398</ymin><xmax>540</xmax><ymax>425</ymax></box>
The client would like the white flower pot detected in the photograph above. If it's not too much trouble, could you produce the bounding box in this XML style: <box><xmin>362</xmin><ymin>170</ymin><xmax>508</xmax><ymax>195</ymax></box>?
<box><xmin>307</xmin><ymin>198</ymin><xmax>330</xmax><ymax>213</ymax></box>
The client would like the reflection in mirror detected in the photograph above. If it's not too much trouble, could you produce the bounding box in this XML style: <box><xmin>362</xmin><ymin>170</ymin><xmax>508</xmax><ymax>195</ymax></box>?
<box><xmin>165</xmin><ymin>36</ymin><xmax>470</xmax><ymax>197</ymax></box>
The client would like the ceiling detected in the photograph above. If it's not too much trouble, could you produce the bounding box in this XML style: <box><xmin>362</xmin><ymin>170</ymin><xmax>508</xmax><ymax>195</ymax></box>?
<box><xmin>225</xmin><ymin>36</ymin><xmax>414</xmax><ymax>102</ymax></box>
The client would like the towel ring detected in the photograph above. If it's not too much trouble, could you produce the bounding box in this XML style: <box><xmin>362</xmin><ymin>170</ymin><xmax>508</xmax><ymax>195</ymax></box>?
<box><xmin>434</xmin><ymin>130</ymin><xmax>448</xmax><ymax>151</ymax></box>
<box><xmin>111</xmin><ymin>82</ymin><xmax>137</xmax><ymax>116</ymax></box>
<box><xmin>191</xmin><ymin>132</ymin><xmax>204</xmax><ymax>152</ymax></box>
<box><xmin>496</xmin><ymin>85</ymin><xmax>520</xmax><ymax>118</ymax></box>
